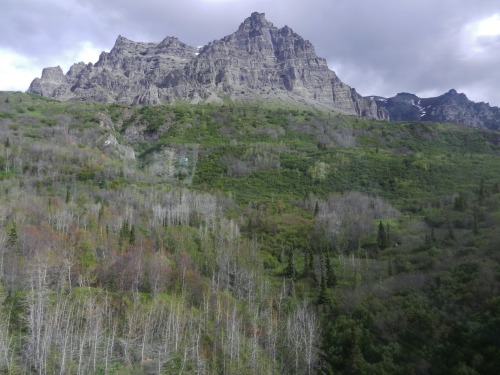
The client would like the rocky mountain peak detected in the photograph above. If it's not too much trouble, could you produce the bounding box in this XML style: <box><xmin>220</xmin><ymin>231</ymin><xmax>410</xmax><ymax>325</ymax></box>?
<box><xmin>441</xmin><ymin>88</ymin><xmax>469</xmax><ymax>105</ymax></box>
<box><xmin>394</xmin><ymin>92</ymin><xmax>420</xmax><ymax>102</ymax></box>
<box><xmin>114</xmin><ymin>35</ymin><xmax>130</xmax><ymax>46</ymax></box>
<box><xmin>67</xmin><ymin>62</ymin><xmax>88</xmax><ymax>77</ymax></box>
<box><xmin>157</xmin><ymin>36</ymin><xmax>183</xmax><ymax>48</ymax></box>
<box><xmin>279</xmin><ymin>25</ymin><xmax>294</xmax><ymax>35</ymax></box>
<box><xmin>108</xmin><ymin>35</ymin><xmax>156</xmax><ymax>57</ymax></box>
<box><xmin>238</xmin><ymin>12</ymin><xmax>274</xmax><ymax>32</ymax></box>
<box><xmin>27</xmin><ymin>12</ymin><xmax>387</xmax><ymax>119</ymax></box>
<box><xmin>40</xmin><ymin>66</ymin><xmax>65</xmax><ymax>82</ymax></box>
<box><xmin>110</xmin><ymin>35</ymin><xmax>141</xmax><ymax>53</ymax></box>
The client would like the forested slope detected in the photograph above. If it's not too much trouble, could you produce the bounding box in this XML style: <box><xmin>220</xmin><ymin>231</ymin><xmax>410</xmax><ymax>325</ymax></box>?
<box><xmin>0</xmin><ymin>92</ymin><xmax>499</xmax><ymax>374</ymax></box>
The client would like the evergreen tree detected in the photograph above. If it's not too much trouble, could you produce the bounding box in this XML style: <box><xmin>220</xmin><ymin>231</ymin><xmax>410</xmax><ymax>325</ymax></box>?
<box><xmin>314</xmin><ymin>200</ymin><xmax>319</xmax><ymax>216</ymax></box>
<box><xmin>118</xmin><ymin>220</ymin><xmax>130</xmax><ymax>249</ymax></box>
<box><xmin>325</xmin><ymin>255</ymin><xmax>337</xmax><ymax>288</ymax></box>
<box><xmin>98</xmin><ymin>204</ymin><xmax>105</xmax><ymax>222</ymax></box>
<box><xmin>8</xmin><ymin>222</ymin><xmax>18</xmax><ymax>247</ymax></box>
<box><xmin>348</xmin><ymin>337</ymin><xmax>366</xmax><ymax>374</ymax></box>
<box><xmin>473</xmin><ymin>205</ymin><xmax>479</xmax><ymax>235</ymax></box>
<box><xmin>377</xmin><ymin>221</ymin><xmax>389</xmax><ymax>250</ymax></box>
<box><xmin>129</xmin><ymin>225</ymin><xmax>136</xmax><ymax>245</ymax></box>
<box><xmin>454</xmin><ymin>192</ymin><xmax>467</xmax><ymax>211</ymax></box>
<box><xmin>302</xmin><ymin>250</ymin><xmax>311</xmax><ymax>278</ymax></box>
<box><xmin>284</xmin><ymin>249</ymin><xmax>295</xmax><ymax>279</ymax></box>
<box><xmin>304</xmin><ymin>252</ymin><xmax>317</xmax><ymax>283</ymax></box>
<box><xmin>493</xmin><ymin>182</ymin><xmax>500</xmax><ymax>194</ymax></box>
<box><xmin>386</xmin><ymin>223</ymin><xmax>391</xmax><ymax>246</ymax></box>
<box><xmin>447</xmin><ymin>219</ymin><xmax>455</xmax><ymax>240</ymax></box>
<box><xmin>425</xmin><ymin>228</ymin><xmax>436</xmax><ymax>249</ymax></box>
<box><xmin>317</xmin><ymin>274</ymin><xmax>329</xmax><ymax>306</ymax></box>
<box><xmin>65</xmin><ymin>185</ymin><xmax>71</xmax><ymax>204</ymax></box>
<box><xmin>478</xmin><ymin>178</ymin><xmax>487</xmax><ymax>204</ymax></box>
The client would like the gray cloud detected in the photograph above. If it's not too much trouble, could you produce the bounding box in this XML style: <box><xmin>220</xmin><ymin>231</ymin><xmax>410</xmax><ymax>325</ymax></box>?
<box><xmin>1</xmin><ymin>0</ymin><xmax>500</xmax><ymax>105</ymax></box>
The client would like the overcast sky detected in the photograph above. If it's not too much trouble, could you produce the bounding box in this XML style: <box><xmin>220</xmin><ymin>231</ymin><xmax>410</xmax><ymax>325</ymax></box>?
<box><xmin>1</xmin><ymin>0</ymin><xmax>500</xmax><ymax>105</ymax></box>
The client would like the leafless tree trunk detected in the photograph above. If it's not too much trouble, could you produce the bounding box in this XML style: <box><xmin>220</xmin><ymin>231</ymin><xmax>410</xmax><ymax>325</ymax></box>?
<box><xmin>25</xmin><ymin>256</ymin><xmax>49</xmax><ymax>373</ymax></box>
<box><xmin>285</xmin><ymin>303</ymin><xmax>320</xmax><ymax>374</ymax></box>
<box><xmin>0</xmin><ymin>293</ymin><xmax>15</xmax><ymax>373</ymax></box>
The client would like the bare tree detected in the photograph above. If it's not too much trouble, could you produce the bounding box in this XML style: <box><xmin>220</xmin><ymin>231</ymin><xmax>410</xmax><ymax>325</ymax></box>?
<box><xmin>285</xmin><ymin>303</ymin><xmax>320</xmax><ymax>374</ymax></box>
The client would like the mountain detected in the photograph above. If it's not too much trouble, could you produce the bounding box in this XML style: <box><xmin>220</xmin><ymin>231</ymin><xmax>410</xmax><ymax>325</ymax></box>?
<box><xmin>27</xmin><ymin>12</ymin><xmax>387</xmax><ymax>120</ymax></box>
<box><xmin>371</xmin><ymin>89</ymin><xmax>500</xmax><ymax>129</ymax></box>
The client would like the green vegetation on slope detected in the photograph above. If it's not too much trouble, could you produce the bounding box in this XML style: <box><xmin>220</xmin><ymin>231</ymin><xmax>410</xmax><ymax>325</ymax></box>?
<box><xmin>0</xmin><ymin>91</ymin><xmax>499</xmax><ymax>374</ymax></box>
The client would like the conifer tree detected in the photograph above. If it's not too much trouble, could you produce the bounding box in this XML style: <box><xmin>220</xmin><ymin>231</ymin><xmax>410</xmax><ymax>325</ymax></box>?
<box><xmin>425</xmin><ymin>228</ymin><xmax>436</xmax><ymax>249</ymax></box>
<box><xmin>377</xmin><ymin>221</ymin><xmax>389</xmax><ymax>250</ymax></box>
<box><xmin>65</xmin><ymin>185</ymin><xmax>71</xmax><ymax>204</ymax></box>
<box><xmin>284</xmin><ymin>249</ymin><xmax>295</xmax><ymax>279</ymax></box>
<box><xmin>98</xmin><ymin>205</ymin><xmax>105</xmax><ymax>222</ymax></box>
<box><xmin>447</xmin><ymin>219</ymin><xmax>455</xmax><ymax>240</ymax></box>
<box><xmin>473</xmin><ymin>205</ymin><xmax>479</xmax><ymax>235</ymax></box>
<box><xmin>302</xmin><ymin>250</ymin><xmax>310</xmax><ymax>278</ymax></box>
<box><xmin>309</xmin><ymin>252</ymin><xmax>316</xmax><ymax>283</ymax></box>
<box><xmin>129</xmin><ymin>225</ymin><xmax>136</xmax><ymax>245</ymax></box>
<box><xmin>317</xmin><ymin>274</ymin><xmax>329</xmax><ymax>306</ymax></box>
<box><xmin>325</xmin><ymin>255</ymin><xmax>337</xmax><ymax>288</ymax></box>
<box><xmin>348</xmin><ymin>335</ymin><xmax>366</xmax><ymax>374</ymax></box>
<box><xmin>454</xmin><ymin>192</ymin><xmax>466</xmax><ymax>211</ymax></box>
<box><xmin>118</xmin><ymin>220</ymin><xmax>130</xmax><ymax>249</ymax></box>
<box><xmin>478</xmin><ymin>178</ymin><xmax>487</xmax><ymax>204</ymax></box>
<box><xmin>386</xmin><ymin>223</ymin><xmax>391</xmax><ymax>246</ymax></box>
<box><xmin>314</xmin><ymin>201</ymin><xmax>319</xmax><ymax>216</ymax></box>
<box><xmin>8</xmin><ymin>222</ymin><xmax>18</xmax><ymax>247</ymax></box>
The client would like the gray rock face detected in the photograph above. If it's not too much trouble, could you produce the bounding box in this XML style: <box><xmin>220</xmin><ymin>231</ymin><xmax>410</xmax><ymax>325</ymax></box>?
<box><xmin>372</xmin><ymin>89</ymin><xmax>500</xmax><ymax>129</ymax></box>
<box><xmin>28</xmin><ymin>12</ymin><xmax>387</xmax><ymax>119</ymax></box>
<box><xmin>29</xmin><ymin>66</ymin><xmax>69</xmax><ymax>98</ymax></box>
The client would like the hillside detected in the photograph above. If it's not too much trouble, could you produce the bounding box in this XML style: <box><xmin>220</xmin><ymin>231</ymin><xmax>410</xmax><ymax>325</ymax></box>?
<box><xmin>0</xmin><ymin>92</ymin><xmax>499</xmax><ymax>374</ymax></box>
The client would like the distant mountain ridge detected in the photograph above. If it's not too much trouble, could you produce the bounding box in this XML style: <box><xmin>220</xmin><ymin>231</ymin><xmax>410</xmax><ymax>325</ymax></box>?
<box><xmin>28</xmin><ymin>12</ymin><xmax>386</xmax><ymax>120</ymax></box>
<box><xmin>371</xmin><ymin>89</ymin><xmax>500</xmax><ymax>129</ymax></box>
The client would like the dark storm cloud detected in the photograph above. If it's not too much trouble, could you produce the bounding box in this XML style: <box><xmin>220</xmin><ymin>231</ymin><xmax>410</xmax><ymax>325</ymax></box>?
<box><xmin>1</xmin><ymin>0</ymin><xmax>500</xmax><ymax>105</ymax></box>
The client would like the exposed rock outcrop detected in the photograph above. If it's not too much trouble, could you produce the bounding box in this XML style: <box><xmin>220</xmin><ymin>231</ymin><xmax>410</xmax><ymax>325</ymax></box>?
<box><xmin>28</xmin><ymin>12</ymin><xmax>387</xmax><ymax>120</ymax></box>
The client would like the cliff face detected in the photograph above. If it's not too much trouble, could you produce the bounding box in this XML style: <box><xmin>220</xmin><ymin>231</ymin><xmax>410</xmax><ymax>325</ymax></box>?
<box><xmin>372</xmin><ymin>90</ymin><xmax>500</xmax><ymax>129</ymax></box>
<box><xmin>28</xmin><ymin>12</ymin><xmax>386</xmax><ymax>120</ymax></box>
